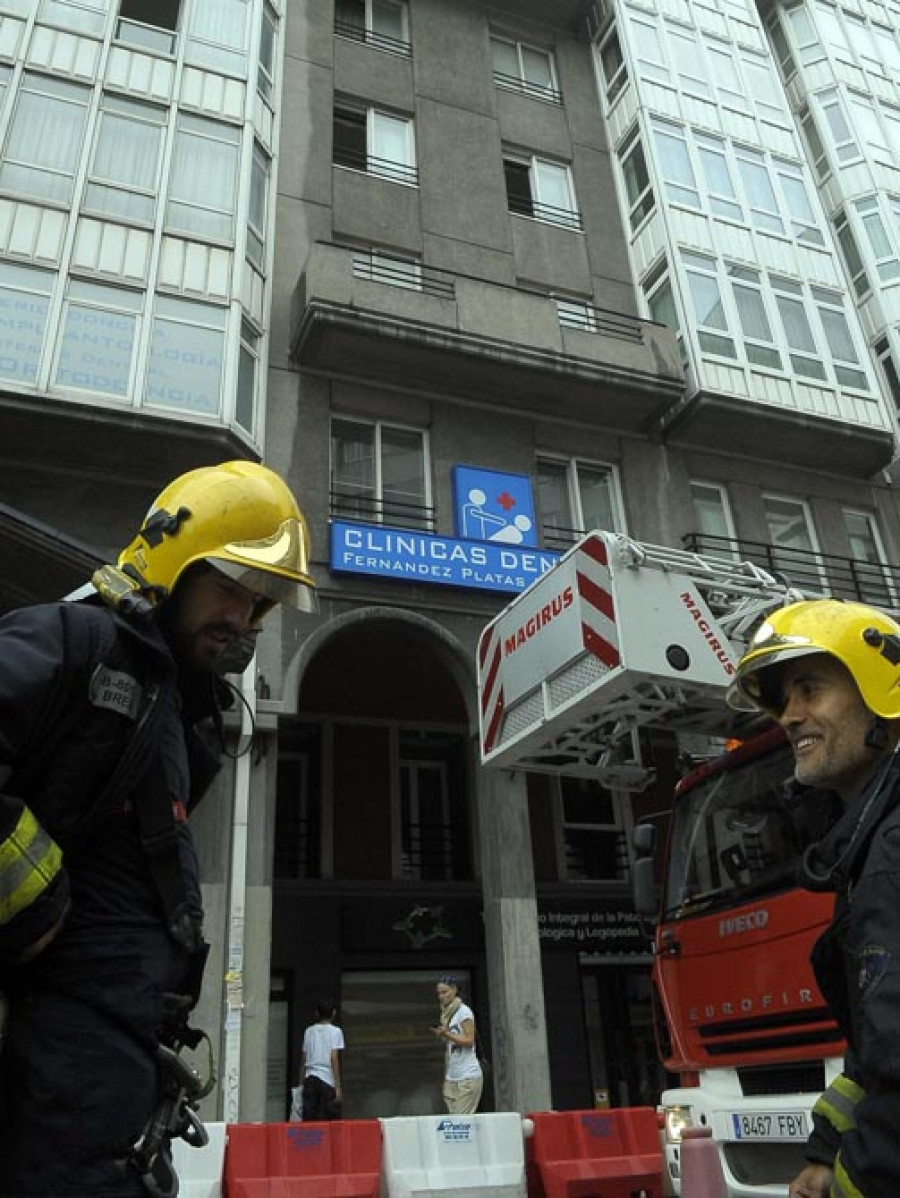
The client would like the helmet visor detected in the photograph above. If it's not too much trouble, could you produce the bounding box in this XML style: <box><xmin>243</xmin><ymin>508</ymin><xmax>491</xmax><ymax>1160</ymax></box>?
<box><xmin>210</xmin><ymin>559</ymin><xmax>318</xmax><ymax>614</ymax></box>
<box><xmin>727</xmin><ymin>644</ymin><xmax>823</xmax><ymax>713</ymax></box>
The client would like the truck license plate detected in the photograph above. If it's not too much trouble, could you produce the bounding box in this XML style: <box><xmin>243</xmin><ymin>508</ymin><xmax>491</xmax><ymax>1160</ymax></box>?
<box><xmin>731</xmin><ymin>1111</ymin><xmax>807</xmax><ymax>1141</ymax></box>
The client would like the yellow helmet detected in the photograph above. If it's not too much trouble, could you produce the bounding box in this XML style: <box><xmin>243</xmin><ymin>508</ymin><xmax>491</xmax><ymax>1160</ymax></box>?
<box><xmin>728</xmin><ymin>599</ymin><xmax>900</xmax><ymax>718</ymax></box>
<box><xmin>115</xmin><ymin>461</ymin><xmax>317</xmax><ymax>614</ymax></box>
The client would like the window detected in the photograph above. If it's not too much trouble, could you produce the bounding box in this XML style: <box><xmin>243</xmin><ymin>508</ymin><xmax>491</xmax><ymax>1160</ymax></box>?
<box><xmin>274</xmin><ymin>723</ymin><xmax>321</xmax><ymax>881</ymax></box>
<box><xmin>644</xmin><ymin>265</ymin><xmax>680</xmax><ymax>336</ymax></box>
<box><xmin>774</xmin><ymin>158</ymin><xmax>824</xmax><ymax>245</ymax></box>
<box><xmin>247</xmin><ymin>144</ymin><xmax>270</xmax><ymax>271</ymax></box>
<box><xmin>166</xmin><ymin>115</ymin><xmax>241</xmax><ymax>241</ymax></box>
<box><xmin>683</xmin><ymin>252</ymin><xmax>737</xmax><ymax>359</ymax></box>
<box><xmin>144</xmin><ymin>297</ymin><xmax>226</xmax><ymax>416</ymax></box>
<box><xmin>0</xmin><ymin>263</ymin><xmax>54</xmax><ymax>386</ymax></box>
<box><xmin>186</xmin><ymin>0</ymin><xmax>250</xmax><ymax>76</ymax></box>
<box><xmin>536</xmin><ymin>457</ymin><xmax>621</xmax><ymax>548</ymax></box>
<box><xmin>728</xmin><ymin>265</ymin><xmax>781</xmax><ymax>369</ymax></box>
<box><xmin>0</xmin><ymin>65</ymin><xmax>9</xmax><ymax>110</ymax></box>
<box><xmin>854</xmin><ymin>196</ymin><xmax>900</xmax><ymax>282</ymax></box>
<box><xmin>771</xmin><ymin>275</ymin><xmax>826</xmax><ymax>382</ymax></box>
<box><xmin>599</xmin><ymin>27</ymin><xmax>627</xmax><ymax>103</ymax></box>
<box><xmin>619</xmin><ymin>133</ymin><xmax>654</xmax><ymax>230</ymax></box>
<box><xmin>690</xmin><ymin>481</ymin><xmax>738</xmax><ymax>559</ymax></box>
<box><xmin>762</xmin><ymin>494</ymin><xmax>823</xmax><ymax>588</ymax></box>
<box><xmin>630</xmin><ymin>17</ymin><xmax>669</xmax><ymax>84</ymax></box>
<box><xmin>490</xmin><ymin>35</ymin><xmax>560</xmax><ymax>102</ymax></box>
<box><xmin>53</xmin><ymin>281</ymin><xmax>141</xmax><ymax>400</ymax></box>
<box><xmin>117</xmin><ymin>0</ymin><xmax>180</xmax><ymax>55</ymax></box>
<box><xmin>768</xmin><ymin>16</ymin><xmax>797</xmax><ymax>79</ymax></box>
<box><xmin>707</xmin><ymin>40</ymin><xmax>744</xmax><ymax>109</ymax></box>
<box><xmin>84</xmin><ymin>95</ymin><xmax>166</xmax><ymax>225</ymax></box>
<box><xmin>503</xmin><ymin>153</ymin><xmax>581</xmax><ymax>229</ymax></box>
<box><xmin>257</xmin><ymin>4</ymin><xmax>277</xmax><ymax>101</ymax></box>
<box><xmin>669</xmin><ymin>26</ymin><xmax>711</xmax><ymax>98</ymax></box>
<box><xmin>834</xmin><ymin>212</ymin><xmax>871</xmax><ymax>299</ymax></box>
<box><xmin>558</xmin><ymin>778</ymin><xmax>628</xmax><ymax>882</ymax></box>
<box><xmin>333</xmin><ymin>102</ymin><xmax>417</xmax><ymax>185</ymax></box>
<box><xmin>652</xmin><ymin>119</ymin><xmax>700</xmax><ymax>209</ymax></box>
<box><xmin>817</xmin><ymin>89</ymin><xmax>860</xmax><ymax>163</ymax></box>
<box><xmin>330</xmin><ymin>418</ymin><xmax>431</xmax><ymax>529</ymax></box>
<box><xmin>849</xmin><ymin>93</ymin><xmax>890</xmax><ymax>160</ymax></box>
<box><xmin>696</xmin><ymin>133</ymin><xmax>742</xmax><ymax>222</ymax></box>
<box><xmin>400</xmin><ymin>758</ymin><xmax>451</xmax><ymax>880</ymax></box>
<box><xmin>801</xmin><ymin>107</ymin><xmax>830</xmax><ymax>180</ymax></box>
<box><xmin>811</xmin><ymin>286</ymin><xmax>869</xmax><ymax>391</ymax></box>
<box><xmin>875</xmin><ymin>336</ymin><xmax>900</xmax><ymax>409</ymax></box>
<box><xmin>236</xmin><ymin>319</ymin><xmax>259</xmax><ymax>436</ymax></box>
<box><xmin>40</xmin><ymin>0</ymin><xmax>107</xmax><ymax>34</ymax></box>
<box><xmin>843</xmin><ymin>510</ymin><xmax>893</xmax><ymax>606</ymax></box>
<box><xmin>334</xmin><ymin>0</ymin><xmax>410</xmax><ymax>55</ymax></box>
<box><xmin>735</xmin><ymin>144</ymin><xmax>784</xmax><ymax>234</ymax></box>
<box><xmin>742</xmin><ymin>50</ymin><xmax>784</xmax><ymax>122</ymax></box>
<box><xmin>0</xmin><ymin>73</ymin><xmax>90</xmax><ymax>205</ymax></box>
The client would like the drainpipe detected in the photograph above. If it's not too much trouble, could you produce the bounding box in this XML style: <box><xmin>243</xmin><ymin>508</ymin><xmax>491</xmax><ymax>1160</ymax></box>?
<box><xmin>220</xmin><ymin>661</ymin><xmax>256</xmax><ymax>1123</ymax></box>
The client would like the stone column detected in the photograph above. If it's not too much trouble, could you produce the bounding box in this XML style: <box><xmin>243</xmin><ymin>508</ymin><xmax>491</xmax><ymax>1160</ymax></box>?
<box><xmin>478</xmin><ymin>763</ymin><xmax>552</xmax><ymax>1113</ymax></box>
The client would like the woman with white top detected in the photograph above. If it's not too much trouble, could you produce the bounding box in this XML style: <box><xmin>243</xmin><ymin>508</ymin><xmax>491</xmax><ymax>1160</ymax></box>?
<box><xmin>431</xmin><ymin>974</ymin><xmax>483</xmax><ymax>1114</ymax></box>
<box><xmin>299</xmin><ymin>999</ymin><xmax>344</xmax><ymax>1121</ymax></box>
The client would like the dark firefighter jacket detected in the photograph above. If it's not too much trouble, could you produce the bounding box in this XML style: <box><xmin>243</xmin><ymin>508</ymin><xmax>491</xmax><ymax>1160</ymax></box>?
<box><xmin>0</xmin><ymin>599</ymin><xmax>222</xmax><ymax>963</ymax></box>
<box><xmin>800</xmin><ymin>751</ymin><xmax>900</xmax><ymax>1198</ymax></box>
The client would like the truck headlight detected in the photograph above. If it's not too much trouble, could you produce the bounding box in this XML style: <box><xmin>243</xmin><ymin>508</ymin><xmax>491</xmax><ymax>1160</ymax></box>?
<box><xmin>663</xmin><ymin>1104</ymin><xmax>693</xmax><ymax>1144</ymax></box>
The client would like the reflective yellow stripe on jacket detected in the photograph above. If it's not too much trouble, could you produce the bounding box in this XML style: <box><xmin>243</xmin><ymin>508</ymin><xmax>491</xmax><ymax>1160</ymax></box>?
<box><xmin>814</xmin><ymin>1074</ymin><xmax>865</xmax><ymax>1136</ymax></box>
<box><xmin>833</xmin><ymin>1155</ymin><xmax>865</xmax><ymax>1198</ymax></box>
<box><xmin>0</xmin><ymin>806</ymin><xmax>63</xmax><ymax>925</ymax></box>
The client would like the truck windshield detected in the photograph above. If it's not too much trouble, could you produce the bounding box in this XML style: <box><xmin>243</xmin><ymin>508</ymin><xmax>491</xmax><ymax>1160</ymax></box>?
<box><xmin>663</xmin><ymin>745</ymin><xmax>802</xmax><ymax>919</ymax></box>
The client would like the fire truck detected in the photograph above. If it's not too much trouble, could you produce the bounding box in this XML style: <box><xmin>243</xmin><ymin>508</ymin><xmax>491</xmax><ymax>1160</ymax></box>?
<box><xmin>477</xmin><ymin>530</ymin><xmax>845</xmax><ymax>1198</ymax></box>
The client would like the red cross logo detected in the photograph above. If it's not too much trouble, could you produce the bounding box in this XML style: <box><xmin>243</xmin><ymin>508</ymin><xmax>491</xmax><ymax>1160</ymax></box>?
<box><xmin>496</xmin><ymin>491</ymin><xmax>516</xmax><ymax>512</ymax></box>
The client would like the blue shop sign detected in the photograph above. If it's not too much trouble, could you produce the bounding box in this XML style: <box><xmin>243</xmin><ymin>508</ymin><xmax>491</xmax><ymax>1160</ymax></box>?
<box><xmin>330</xmin><ymin>521</ymin><xmax>559</xmax><ymax>594</ymax></box>
<box><xmin>452</xmin><ymin>465</ymin><xmax>537</xmax><ymax>547</ymax></box>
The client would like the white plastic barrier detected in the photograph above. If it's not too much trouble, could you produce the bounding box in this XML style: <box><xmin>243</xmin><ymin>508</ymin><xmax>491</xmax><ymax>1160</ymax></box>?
<box><xmin>380</xmin><ymin>1112</ymin><xmax>526</xmax><ymax>1198</ymax></box>
<box><xmin>170</xmin><ymin>1122</ymin><xmax>227</xmax><ymax>1198</ymax></box>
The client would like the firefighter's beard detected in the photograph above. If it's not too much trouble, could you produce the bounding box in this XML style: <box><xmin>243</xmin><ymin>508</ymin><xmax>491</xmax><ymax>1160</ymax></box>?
<box><xmin>159</xmin><ymin>604</ymin><xmax>258</xmax><ymax>675</ymax></box>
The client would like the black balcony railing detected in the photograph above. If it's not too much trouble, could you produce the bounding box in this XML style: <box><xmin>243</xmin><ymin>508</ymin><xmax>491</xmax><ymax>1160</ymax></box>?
<box><xmin>331</xmin><ymin>490</ymin><xmax>436</xmax><ymax>532</ymax></box>
<box><xmin>508</xmin><ymin>195</ymin><xmax>584</xmax><ymax>231</ymax></box>
<box><xmin>334</xmin><ymin>18</ymin><xmax>412</xmax><ymax>56</ymax></box>
<box><xmin>557</xmin><ymin>302</ymin><xmax>645</xmax><ymax>344</ymax></box>
<box><xmin>351</xmin><ymin>253</ymin><xmax>456</xmax><ymax>299</ymax></box>
<box><xmin>333</xmin><ymin>145</ymin><xmax>419</xmax><ymax>186</ymax></box>
<box><xmin>492</xmin><ymin>69</ymin><xmax>563</xmax><ymax>105</ymax></box>
<box><xmin>683</xmin><ymin>532</ymin><xmax>899</xmax><ymax>608</ymax></box>
<box><xmin>542</xmin><ymin>522</ymin><xmax>589</xmax><ymax>551</ymax></box>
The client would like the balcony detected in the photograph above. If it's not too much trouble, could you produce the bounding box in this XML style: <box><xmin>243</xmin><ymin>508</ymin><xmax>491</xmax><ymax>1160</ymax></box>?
<box><xmin>292</xmin><ymin>243</ymin><xmax>684</xmax><ymax>432</ymax></box>
<box><xmin>661</xmin><ymin>385</ymin><xmax>895</xmax><ymax>479</ymax></box>
<box><xmin>683</xmin><ymin>532</ymin><xmax>899</xmax><ymax>611</ymax></box>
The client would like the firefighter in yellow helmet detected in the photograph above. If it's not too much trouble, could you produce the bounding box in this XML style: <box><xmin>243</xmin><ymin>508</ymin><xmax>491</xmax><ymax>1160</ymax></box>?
<box><xmin>731</xmin><ymin>600</ymin><xmax>900</xmax><ymax>1198</ymax></box>
<box><xmin>0</xmin><ymin>462</ymin><xmax>315</xmax><ymax>1198</ymax></box>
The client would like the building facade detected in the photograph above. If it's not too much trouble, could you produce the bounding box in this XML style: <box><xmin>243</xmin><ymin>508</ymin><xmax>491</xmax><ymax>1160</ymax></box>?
<box><xmin>2</xmin><ymin>0</ymin><xmax>900</xmax><ymax>1124</ymax></box>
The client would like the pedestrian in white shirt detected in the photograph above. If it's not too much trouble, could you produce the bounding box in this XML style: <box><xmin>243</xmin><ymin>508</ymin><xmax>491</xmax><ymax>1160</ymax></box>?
<box><xmin>431</xmin><ymin>975</ymin><xmax>482</xmax><ymax>1114</ymax></box>
<box><xmin>298</xmin><ymin>999</ymin><xmax>344</xmax><ymax>1121</ymax></box>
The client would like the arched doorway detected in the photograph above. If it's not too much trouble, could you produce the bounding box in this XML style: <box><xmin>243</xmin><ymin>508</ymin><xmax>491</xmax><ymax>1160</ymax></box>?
<box><xmin>269</xmin><ymin>614</ymin><xmax>483</xmax><ymax>1119</ymax></box>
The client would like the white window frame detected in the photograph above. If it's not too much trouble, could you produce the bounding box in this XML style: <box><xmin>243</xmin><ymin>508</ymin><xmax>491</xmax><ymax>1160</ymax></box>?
<box><xmin>690</xmin><ymin>481</ymin><xmax>739</xmax><ymax>560</ymax></box>
<box><xmin>842</xmin><ymin>508</ymin><xmax>895</xmax><ymax>606</ymax></box>
<box><xmin>816</xmin><ymin>88</ymin><xmax>861</xmax><ymax>165</ymax></box>
<box><xmin>629</xmin><ymin>15</ymin><xmax>669</xmax><ymax>84</ymax></box>
<box><xmin>334</xmin><ymin>0</ymin><xmax>410</xmax><ymax>56</ymax></box>
<box><xmin>330</xmin><ymin>416</ymin><xmax>432</xmax><ymax>528</ymax></box>
<box><xmin>734</xmin><ymin>143</ymin><xmax>785</xmax><ymax>235</ymax></box>
<box><xmin>84</xmin><ymin>93</ymin><xmax>167</xmax><ymax>227</ymax></box>
<box><xmin>0</xmin><ymin>72</ymin><xmax>91</xmax><ymax>206</ymax></box>
<box><xmin>247</xmin><ymin>143</ymin><xmax>270</xmax><ymax>272</ymax></box>
<box><xmin>619</xmin><ymin>131</ymin><xmax>655</xmax><ymax>231</ymax></box>
<box><xmin>727</xmin><ymin>264</ymin><xmax>782</xmax><ymax>371</ymax></box>
<box><xmin>761</xmin><ymin>493</ymin><xmax>826</xmax><ymax>591</ymax></box>
<box><xmin>236</xmin><ymin>317</ymin><xmax>260</xmax><ymax>437</ymax></box>
<box><xmin>696</xmin><ymin>131</ymin><xmax>743</xmax><ymax>223</ymax></box>
<box><xmin>352</xmin><ymin>248</ymin><xmax>424</xmax><ymax>291</ymax></box>
<box><xmin>165</xmin><ymin>113</ymin><xmax>241</xmax><ymax>243</ymax></box>
<box><xmin>257</xmin><ymin>3</ymin><xmax>277</xmax><ymax>102</ymax></box>
<box><xmin>810</xmin><ymin>285</ymin><xmax>871</xmax><ymax>392</ymax></box>
<box><xmin>144</xmin><ymin>296</ymin><xmax>227</xmax><ymax>419</ymax></box>
<box><xmin>651</xmin><ymin>118</ymin><xmax>701</xmax><ymax>210</ymax></box>
<box><xmin>490</xmin><ymin>34</ymin><xmax>560</xmax><ymax>103</ymax></box>
<box><xmin>854</xmin><ymin>195</ymin><xmax>900</xmax><ymax>283</ymax></box>
<box><xmin>669</xmin><ymin>25</ymin><xmax>711</xmax><ymax>100</ymax></box>
<box><xmin>834</xmin><ymin>210</ymin><xmax>872</xmax><ymax>299</ymax></box>
<box><xmin>0</xmin><ymin>262</ymin><xmax>55</xmax><ymax>388</ymax></box>
<box><xmin>682</xmin><ymin>251</ymin><xmax>738</xmax><ymax>361</ymax></box>
<box><xmin>598</xmin><ymin>26</ymin><xmax>628</xmax><ymax>104</ymax></box>
<box><xmin>51</xmin><ymin>281</ymin><xmax>143</xmax><ymax>403</ymax></box>
<box><xmin>503</xmin><ymin>152</ymin><xmax>580</xmax><ymax>229</ymax></box>
<box><xmin>535</xmin><ymin>455</ymin><xmax>624</xmax><ymax>546</ymax></box>
<box><xmin>333</xmin><ymin>100</ymin><xmax>417</xmax><ymax>186</ymax></box>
